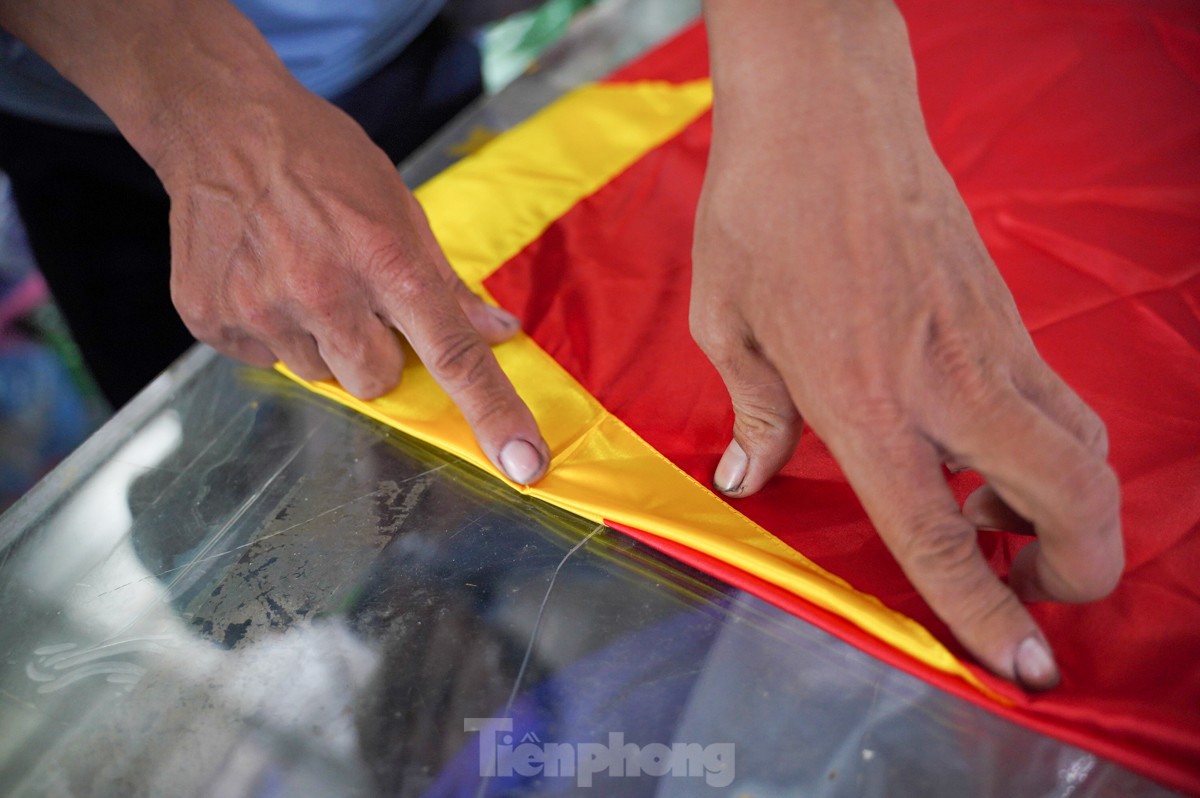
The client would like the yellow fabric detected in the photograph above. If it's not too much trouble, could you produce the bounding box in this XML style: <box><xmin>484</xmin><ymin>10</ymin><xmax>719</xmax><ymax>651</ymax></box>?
<box><xmin>417</xmin><ymin>81</ymin><xmax>713</xmax><ymax>292</ymax></box>
<box><xmin>277</xmin><ymin>79</ymin><xmax>1003</xmax><ymax>701</ymax></box>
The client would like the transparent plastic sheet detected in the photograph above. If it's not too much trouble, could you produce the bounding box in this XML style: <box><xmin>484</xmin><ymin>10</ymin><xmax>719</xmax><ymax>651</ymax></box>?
<box><xmin>0</xmin><ymin>359</ymin><xmax>1178</xmax><ymax>798</ymax></box>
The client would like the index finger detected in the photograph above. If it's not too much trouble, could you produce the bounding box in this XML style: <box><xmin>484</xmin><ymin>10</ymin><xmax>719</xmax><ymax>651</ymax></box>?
<box><xmin>380</xmin><ymin>264</ymin><xmax>549</xmax><ymax>486</ymax></box>
<box><xmin>824</xmin><ymin>425</ymin><xmax>1057</xmax><ymax>688</ymax></box>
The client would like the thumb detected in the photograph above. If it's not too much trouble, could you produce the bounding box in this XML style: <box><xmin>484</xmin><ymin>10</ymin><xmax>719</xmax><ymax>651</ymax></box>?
<box><xmin>704</xmin><ymin>336</ymin><xmax>803</xmax><ymax>497</ymax></box>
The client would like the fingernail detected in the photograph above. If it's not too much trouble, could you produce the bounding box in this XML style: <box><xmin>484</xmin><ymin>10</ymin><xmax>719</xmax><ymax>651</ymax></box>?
<box><xmin>488</xmin><ymin>305</ymin><xmax>520</xmax><ymax>330</ymax></box>
<box><xmin>715</xmin><ymin>439</ymin><xmax>748</xmax><ymax>495</ymax></box>
<box><xmin>1014</xmin><ymin>636</ymin><xmax>1059</xmax><ymax>689</ymax></box>
<box><xmin>945</xmin><ymin>458</ymin><xmax>970</xmax><ymax>474</ymax></box>
<box><xmin>499</xmin><ymin>439</ymin><xmax>543</xmax><ymax>485</ymax></box>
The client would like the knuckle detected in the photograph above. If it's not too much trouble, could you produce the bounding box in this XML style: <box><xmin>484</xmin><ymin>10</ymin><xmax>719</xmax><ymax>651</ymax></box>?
<box><xmin>943</xmin><ymin>359</ymin><xmax>992</xmax><ymax>408</ymax></box>
<box><xmin>899</xmin><ymin>512</ymin><xmax>978</xmax><ymax>579</ymax></box>
<box><xmin>172</xmin><ymin>287</ymin><xmax>217</xmax><ymax>335</ymax></box>
<box><xmin>687</xmin><ymin>298</ymin><xmax>743</xmax><ymax>361</ymax></box>
<box><xmin>428</xmin><ymin>327</ymin><xmax>490</xmax><ymax>387</ymax></box>
<box><xmin>1042</xmin><ymin>539</ymin><xmax>1124</xmax><ymax>604</ymax></box>
<box><xmin>1079</xmin><ymin>411</ymin><xmax>1110</xmax><ymax>459</ymax></box>
<box><xmin>925</xmin><ymin>322</ymin><xmax>995</xmax><ymax>405</ymax></box>
<box><xmin>291</xmin><ymin>275</ymin><xmax>354</xmax><ymax>322</ymax></box>
<box><xmin>897</xmin><ymin>512</ymin><xmax>1021</xmax><ymax>628</ymax></box>
<box><xmin>238</xmin><ymin>296</ymin><xmax>286</xmax><ymax>340</ymax></box>
<box><xmin>388</xmin><ymin>268</ymin><xmax>437</xmax><ymax>309</ymax></box>
<box><xmin>234</xmin><ymin>291</ymin><xmax>269</xmax><ymax>323</ymax></box>
<box><xmin>819</xmin><ymin>394</ymin><xmax>916</xmax><ymax>465</ymax></box>
<box><xmin>687</xmin><ymin>306</ymin><xmax>722</xmax><ymax>355</ymax></box>
<box><xmin>293</xmin><ymin>281</ymin><xmax>334</xmax><ymax>316</ymax></box>
<box><xmin>1056</xmin><ymin>561</ymin><xmax>1123</xmax><ymax>604</ymax></box>
<box><xmin>361</xmin><ymin>227</ymin><xmax>421</xmax><ymax>281</ymax></box>
<box><xmin>733</xmin><ymin>399</ymin><xmax>799</xmax><ymax>441</ymax></box>
<box><xmin>218</xmin><ymin>277</ymin><xmax>281</xmax><ymax>337</ymax></box>
<box><xmin>1058</xmin><ymin>458</ymin><xmax>1120</xmax><ymax>524</ymax></box>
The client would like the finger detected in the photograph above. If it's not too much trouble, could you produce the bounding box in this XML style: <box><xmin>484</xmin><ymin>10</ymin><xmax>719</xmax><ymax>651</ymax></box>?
<box><xmin>405</xmin><ymin>191</ymin><xmax>522</xmax><ymax>345</ymax></box>
<box><xmin>449</xmin><ymin>276</ymin><xmax>523</xmax><ymax>345</ymax></box>
<box><xmin>693</xmin><ymin>323</ymin><xmax>802</xmax><ymax>497</ymax></box>
<box><xmin>173</xmin><ymin>295</ymin><xmax>278</xmax><ymax>370</ymax></box>
<box><xmin>311</xmin><ymin>313</ymin><xmax>405</xmax><ymax>400</ymax></box>
<box><xmin>1015</xmin><ymin>360</ymin><xmax>1109</xmax><ymax>458</ymax></box>
<box><xmin>949</xmin><ymin>385</ymin><xmax>1123</xmax><ymax>606</ymax></box>
<box><xmin>381</xmin><ymin>273</ymin><xmax>549</xmax><ymax>486</ymax></box>
<box><xmin>270</xmin><ymin>332</ymin><xmax>334</xmax><ymax>383</ymax></box>
<box><xmin>830</xmin><ymin>432</ymin><xmax>1059</xmax><ymax>689</ymax></box>
<box><xmin>189</xmin><ymin>279</ymin><xmax>328</xmax><ymax>379</ymax></box>
<box><xmin>963</xmin><ymin>484</ymin><xmax>1035</xmax><ymax>535</ymax></box>
<box><xmin>959</xmin><ymin>360</ymin><xmax>1109</xmax><ymax>535</ymax></box>
<box><xmin>207</xmin><ymin>333</ymin><xmax>278</xmax><ymax>369</ymax></box>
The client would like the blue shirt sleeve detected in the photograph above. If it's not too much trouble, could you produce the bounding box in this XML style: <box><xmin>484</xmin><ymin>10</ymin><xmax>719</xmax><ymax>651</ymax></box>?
<box><xmin>0</xmin><ymin>0</ymin><xmax>446</xmax><ymax>132</ymax></box>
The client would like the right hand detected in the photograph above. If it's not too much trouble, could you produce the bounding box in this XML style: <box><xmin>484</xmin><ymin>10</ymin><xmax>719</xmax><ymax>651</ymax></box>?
<box><xmin>0</xmin><ymin>0</ymin><xmax>543</xmax><ymax>486</ymax></box>
<box><xmin>161</xmin><ymin>83</ymin><xmax>549</xmax><ymax>485</ymax></box>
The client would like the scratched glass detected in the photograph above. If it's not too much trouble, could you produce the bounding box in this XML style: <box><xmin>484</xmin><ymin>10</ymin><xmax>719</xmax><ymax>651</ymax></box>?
<box><xmin>0</xmin><ymin>348</ymin><xmax>1175</xmax><ymax>798</ymax></box>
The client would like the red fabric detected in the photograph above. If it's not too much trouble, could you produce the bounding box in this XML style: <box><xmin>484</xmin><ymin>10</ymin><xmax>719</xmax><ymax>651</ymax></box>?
<box><xmin>604</xmin><ymin>26</ymin><xmax>709</xmax><ymax>83</ymax></box>
<box><xmin>485</xmin><ymin>3</ymin><xmax>1200</xmax><ymax>793</ymax></box>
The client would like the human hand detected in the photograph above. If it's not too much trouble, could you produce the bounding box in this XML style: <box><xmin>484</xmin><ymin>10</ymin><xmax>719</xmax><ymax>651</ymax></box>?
<box><xmin>0</xmin><ymin>0</ymin><xmax>549</xmax><ymax>485</ymax></box>
<box><xmin>695</xmin><ymin>0</ymin><xmax>1123</xmax><ymax>688</ymax></box>
<box><xmin>160</xmin><ymin>84</ymin><xmax>548</xmax><ymax>485</ymax></box>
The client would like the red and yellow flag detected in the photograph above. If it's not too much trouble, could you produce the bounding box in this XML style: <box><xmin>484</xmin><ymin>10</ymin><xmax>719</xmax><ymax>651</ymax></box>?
<box><xmin>283</xmin><ymin>2</ymin><xmax>1200</xmax><ymax>792</ymax></box>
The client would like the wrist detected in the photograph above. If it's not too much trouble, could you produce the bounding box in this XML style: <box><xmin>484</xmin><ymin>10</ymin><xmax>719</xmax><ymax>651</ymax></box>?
<box><xmin>0</xmin><ymin>0</ymin><xmax>301</xmax><ymax>185</ymax></box>
<box><xmin>705</xmin><ymin>0</ymin><xmax>923</xmax><ymax>146</ymax></box>
<box><xmin>704</xmin><ymin>0</ymin><xmax>935</xmax><ymax>204</ymax></box>
<box><xmin>118</xmin><ymin>12</ymin><xmax>301</xmax><ymax>185</ymax></box>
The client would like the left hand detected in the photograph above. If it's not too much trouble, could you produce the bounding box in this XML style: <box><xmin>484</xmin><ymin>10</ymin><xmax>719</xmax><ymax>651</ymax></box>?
<box><xmin>693</xmin><ymin>0</ymin><xmax>1124</xmax><ymax>688</ymax></box>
